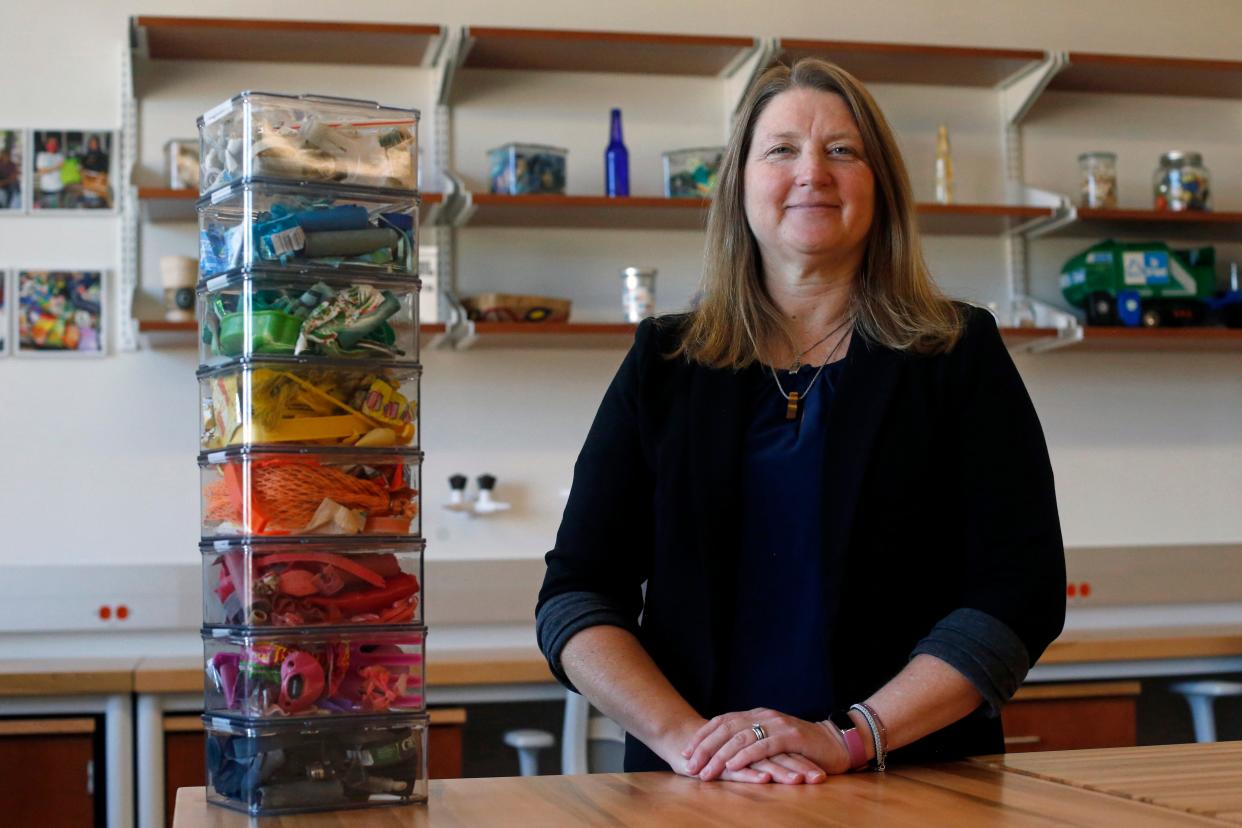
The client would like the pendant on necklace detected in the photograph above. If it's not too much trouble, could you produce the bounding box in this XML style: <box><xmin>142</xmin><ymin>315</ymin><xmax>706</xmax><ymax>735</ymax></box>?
<box><xmin>785</xmin><ymin>391</ymin><xmax>800</xmax><ymax>421</ymax></box>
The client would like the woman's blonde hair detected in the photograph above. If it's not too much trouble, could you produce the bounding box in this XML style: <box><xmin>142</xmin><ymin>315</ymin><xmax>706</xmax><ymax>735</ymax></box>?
<box><xmin>673</xmin><ymin>58</ymin><xmax>963</xmax><ymax>368</ymax></box>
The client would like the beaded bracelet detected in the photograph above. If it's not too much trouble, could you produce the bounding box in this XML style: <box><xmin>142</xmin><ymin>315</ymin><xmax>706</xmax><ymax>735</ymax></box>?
<box><xmin>849</xmin><ymin>702</ymin><xmax>888</xmax><ymax>772</ymax></box>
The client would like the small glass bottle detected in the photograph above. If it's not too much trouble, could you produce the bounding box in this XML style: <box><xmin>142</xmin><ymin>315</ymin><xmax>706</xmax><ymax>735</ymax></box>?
<box><xmin>1153</xmin><ymin>151</ymin><xmax>1211</xmax><ymax>211</ymax></box>
<box><xmin>604</xmin><ymin>108</ymin><xmax>630</xmax><ymax>197</ymax></box>
<box><xmin>1078</xmin><ymin>152</ymin><xmax>1117</xmax><ymax>208</ymax></box>
<box><xmin>934</xmin><ymin>123</ymin><xmax>953</xmax><ymax>204</ymax></box>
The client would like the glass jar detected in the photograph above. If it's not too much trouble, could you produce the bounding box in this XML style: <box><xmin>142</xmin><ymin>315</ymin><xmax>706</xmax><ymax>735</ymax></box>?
<box><xmin>1153</xmin><ymin>151</ymin><xmax>1211</xmax><ymax>211</ymax></box>
<box><xmin>1078</xmin><ymin>152</ymin><xmax>1117</xmax><ymax>208</ymax></box>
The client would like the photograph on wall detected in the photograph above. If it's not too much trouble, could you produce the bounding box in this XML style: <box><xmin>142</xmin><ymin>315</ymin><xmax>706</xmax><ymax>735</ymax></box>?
<box><xmin>16</xmin><ymin>270</ymin><xmax>105</xmax><ymax>355</ymax></box>
<box><xmin>0</xmin><ymin>131</ymin><xmax>22</xmax><ymax>212</ymax></box>
<box><xmin>0</xmin><ymin>271</ymin><xmax>8</xmax><ymax>356</ymax></box>
<box><xmin>31</xmin><ymin>130</ymin><xmax>114</xmax><ymax>210</ymax></box>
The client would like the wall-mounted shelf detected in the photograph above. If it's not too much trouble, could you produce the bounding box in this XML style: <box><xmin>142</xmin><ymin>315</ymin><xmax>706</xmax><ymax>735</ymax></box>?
<box><xmin>1033</xmin><ymin>208</ymin><xmax>1242</xmax><ymax>243</ymax></box>
<box><xmin>916</xmin><ymin>204</ymin><xmax>1054</xmax><ymax>235</ymax></box>
<box><xmin>136</xmin><ymin>188</ymin><xmax>195</xmax><ymax>221</ymax></box>
<box><xmin>459</xmin><ymin>322</ymin><xmax>638</xmax><ymax>349</ymax></box>
<box><xmin>1072</xmin><ymin>327</ymin><xmax>1242</xmax><ymax>352</ymax></box>
<box><xmin>463</xmin><ymin>194</ymin><xmax>709</xmax><ymax>230</ymax></box>
<box><xmin>1048</xmin><ymin>52</ymin><xmax>1242</xmax><ymax>99</ymax></box>
<box><xmin>460</xmin><ymin>27</ymin><xmax>757</xmax><ymax>76</ymax></box>
<box><xmin>137</xmin><ymin>320</ymin><xmax>447</xmax><ymax>349</ymax></box>
<box><xmin>774</xmin><ymin>39</ymin><xmax>1045</xmax><ymax>87</ymax></box>
<box><xmin>131</xmin><ymin>16</ymin><xmax>444</xmax><ymax>66</ymax></box>
<box><xmin>448</xmin><ymin>322</ymin><xmax>1242</xmax><ymax>353</ymax></box>
<box><xmin>457</xmin><ymin>195</ymin><xmax>1052</xmax><ymax>235</ymax></box>
<box><xmin>137</xmin><ymin>188</ymin><xmax>444</xmax><ymax>223</ymax></box>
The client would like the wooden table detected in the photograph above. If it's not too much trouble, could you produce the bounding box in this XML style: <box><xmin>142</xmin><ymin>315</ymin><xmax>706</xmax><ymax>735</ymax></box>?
<box><xmin>171</xmin><ymin>741</ymin><xmax>1242</xmax><ymax>826</ymax></box>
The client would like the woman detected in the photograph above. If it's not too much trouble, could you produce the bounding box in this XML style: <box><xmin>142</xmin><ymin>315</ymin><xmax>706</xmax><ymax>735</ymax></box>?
<box><xmin>536</xmin><ymin>58</ymin><xmax>1065</xmax><ymax>783</ymax></box>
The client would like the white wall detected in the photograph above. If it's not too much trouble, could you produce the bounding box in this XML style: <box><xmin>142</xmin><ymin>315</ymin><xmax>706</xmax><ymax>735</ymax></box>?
<box><xmin>1</xmin><ymin>0</ymin><xmax>1240</xmax><ymax>576</ymax></box>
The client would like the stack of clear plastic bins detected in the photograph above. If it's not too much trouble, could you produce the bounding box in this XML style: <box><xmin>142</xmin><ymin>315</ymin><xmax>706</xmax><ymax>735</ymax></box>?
<box><xmin>196</xmin><ymin>91</ymin><xmax>426</xmax><ymax>816</ymax></box>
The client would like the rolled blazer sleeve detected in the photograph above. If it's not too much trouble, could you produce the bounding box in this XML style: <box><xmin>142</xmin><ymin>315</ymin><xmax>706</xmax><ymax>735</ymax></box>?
<box><xmin>535</xmin><ymin>319</ymin><xmax>659</xmax><ymax>688</ymax></box>
<box><xmin>946</xmin><ymin>308</ymin><xmax>1067</xmax><ymax>669</ymax></box>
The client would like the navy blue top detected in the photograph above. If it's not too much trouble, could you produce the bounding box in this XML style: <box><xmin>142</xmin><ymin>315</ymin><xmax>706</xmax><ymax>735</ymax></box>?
<box><xmin>718</xmin><ymin>357</ymin><xmax>847</xmax><ymax>721</ymax></box>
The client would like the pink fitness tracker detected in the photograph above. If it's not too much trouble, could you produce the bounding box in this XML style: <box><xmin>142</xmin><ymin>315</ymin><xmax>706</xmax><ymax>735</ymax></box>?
<box><xmin>828</xmin><ymin>710</ymin><xmax>870</xmax><ymax>771</ymax></box>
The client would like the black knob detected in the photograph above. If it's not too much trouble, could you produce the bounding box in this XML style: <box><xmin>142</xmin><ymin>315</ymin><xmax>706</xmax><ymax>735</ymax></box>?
<box><xmin>449</xmin><ymin>474</ymin><xmax>467</xmax><ymax>491</ymax></box>
<box><xmin>477</xmin><ymin>474</ymin><xmax>496</xmax><ymax>491</ymax></box>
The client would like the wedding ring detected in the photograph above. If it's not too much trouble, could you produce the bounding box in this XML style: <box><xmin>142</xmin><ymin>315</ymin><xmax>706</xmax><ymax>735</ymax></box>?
<box><xmin>751</xmin><ymin>723</ymin><xmax>767</xmax><ymax>742</ymax></box>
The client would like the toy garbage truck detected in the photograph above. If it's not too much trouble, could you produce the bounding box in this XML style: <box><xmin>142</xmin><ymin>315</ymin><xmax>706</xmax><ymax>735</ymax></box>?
<box><xmin>1060</xmin><ymin>240</ymin><xmax>1216</xmax><ymax>327</ymax></box>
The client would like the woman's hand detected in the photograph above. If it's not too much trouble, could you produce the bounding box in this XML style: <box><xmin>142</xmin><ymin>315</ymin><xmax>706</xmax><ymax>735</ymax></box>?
<box><xmin>682</xmin><ymin>708</ymin><xmax>850</xmax><ymax>782</ymax></box>
<box><xmin>653</xmin><ymin>717</ymin><xmax>775</xmax><ymax>784</ymax></box>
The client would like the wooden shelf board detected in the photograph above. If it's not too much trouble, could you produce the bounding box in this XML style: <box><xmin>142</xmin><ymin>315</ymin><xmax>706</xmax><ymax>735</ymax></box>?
<box><xmin>466</xmin><ymin>322</ymin><xmax>638</xmax><ymax>350</ymax></box>
<box><xmin>1048</xmin><ymin>207</ymin><xmax>1242</xmax><ymax>242</ymax></box>
<box><xmin>456</xmin><ymin>323</ymin><xmax>1242</xmax><ymax>352</ymax></box>
<box><xmin>137</xmin><ymin>320</ymin><xmax>196</xmax><ymax>333</ymax></box>
<box><xmin>1051</xmin><ymin>51</ymin><xmax>1242</xmax><ymax>98</ymax></box>
<box><xmin>138</xmin><ymin>321</ymin><xmax>447</xmax><ymax>349</ymax></box>
<box><xmin>465</xmin><ymin>196</ymin><xmax>1050</xmax><ymax>234</ymax></box>
<box><xmin>138</xmin><ymin>187</ymin><xmax>196</xmax><ymax>222</ymax></box>
<box><xmin>776</xmin><ymin>39</ymin><xmax>1044</xmax><ymax>87</ymax></box>
<box><xmin>1076</xmin><ymin>327</ymin><xmax>1242</xmax><ymax>352</ymax></box>
<box><xmin>133</xmin><ymin>16</ymin><xmax>442</xmax><ymax>66</ymax></box>
<box><xmin>1000</xmin><ymin>327</ymin><xmax>1062</xmax><ymax>348</ymax></box>
<box><xmin>467</xmin><ymin>194</ymin><xmax>710</xmax><ymax>230</ymax></box>
<box><xmin>916</xmin><ymin>203</ymin><xmax>1054</xmax><ymax>235</ymax></box>
<box><xmin>137</xmin><ymin>187</ymin><xmax>442</xmax><ymax>224</ymax></box>
<box><xmin>463</xmin><ymin>27</ymin><xmax>755</xmax><ymax>76</ymax></box>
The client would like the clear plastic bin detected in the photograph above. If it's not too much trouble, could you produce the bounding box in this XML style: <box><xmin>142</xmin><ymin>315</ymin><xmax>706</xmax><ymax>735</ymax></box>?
<box><xmin>197</xmin><ymin>270</ymin><xmax>420</xmax><ymax>366</ymax></box>
<box><xmin>205</xmin><ymin>713</ymin><xmax>428</xmax><ymax>815</ymax></box>
<box><xmin>488</xmin><ymin>143</ymin><xmax>567</xmax><ymax>195</ymax></box>
<box><xmin>662</xmin><ymin>146</ymin><xmax>723</xmax><ymax>198</ymax></box>
<box><xmin>200</xmin><ymin>447</ymin><xmax>422</xmax><ymax>539</ymax></box>
<box><xmin>199</xmin><ymin>358</ymin><xmax>420</xmax><ymax>452</ymax></box>
<box><xmin>204</xmin><ymin>627</ymin><xmax>426</xmax><ymax>718</ymax></box>
<box><xmin>198</xmin><ymin>91</ymin><xmax>419</xmax><ymax>195</ymax></box>
<box><xmin>198</xmin><ymin>180</ymin><xmax>418</xmax><ymax>279</ymax></box>
<box><xmin>203</xmin><ymin>538</ymin><xmax>424</xmax><ymax>629</ymax></box>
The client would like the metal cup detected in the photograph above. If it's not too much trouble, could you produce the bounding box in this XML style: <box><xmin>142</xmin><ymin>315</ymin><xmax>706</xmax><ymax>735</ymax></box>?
<box><xmin>621</xmin><ymin>267</ymin><xmax>657</xmax><ymax>323</ymax></box>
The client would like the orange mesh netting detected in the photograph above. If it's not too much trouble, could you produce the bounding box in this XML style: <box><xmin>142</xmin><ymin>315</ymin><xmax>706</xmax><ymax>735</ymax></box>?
<box><xmin>204</xmin><ymin>461</ymin><xmax>416</xmax><ymax>532</ymax></box>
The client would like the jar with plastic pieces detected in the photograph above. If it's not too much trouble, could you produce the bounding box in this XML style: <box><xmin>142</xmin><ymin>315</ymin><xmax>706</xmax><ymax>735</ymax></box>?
<box><xmin>1153</xmin><ymin>151</ymin><xmax>1211</xmax><ymax>211</ymax></box>
<box><xmin>1078</xmin><ymin>152</ymin><xmax>1117</xmax><ymax>208</ymax></box>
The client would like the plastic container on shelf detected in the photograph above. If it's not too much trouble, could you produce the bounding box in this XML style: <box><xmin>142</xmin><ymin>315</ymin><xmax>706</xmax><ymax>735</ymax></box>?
<box><xmin>204</xmin><ymin>713</ymin><xmax>428</xmax><ymax>815</ymax></box>
<box><xmin>202</xmin><ymin>538</ymin><xmax>424</xmax><ymax>629</ymax></box>
<box><xmin>488</xmin><ymin>143</ymin><xmax>567</xmax><ymax>195</ymax></box>
<box><xmin>167</xmin><ymin>138</ymin><xmax>200</xmax><ymax>190</ymax></box>
<box><xmin>198</xmin><ymin>179</ymin><xmax>418</xmax><ymax>279</ymax></box>
<box><xmin>1153</xmin><ymin>151</ymin><xmax>1211</xmax><ymax>211</ymax></box>
<box><xmin>662</xmin><ymin>146</ymin><xmax>724</xmax><ymax>198</ymax></box>
<box><xmin>199</xmin><ymin>447</ymin><xmax>422</xmax><ymax>540</ymax></box>
<box><xmin>197</xmin><ymin>269</ymin><xmax>420</xmax><ymax>365</ymax></box>
<box><xmin>203</xmin><ymin>627</ymin><xmax>426</xmax><ymax>718</ymax></box>
<box><xmin>198</xmin><ymin>91</ymin><xmax>419</xmax><ymax>196</ymax></box>
<box><xmin>199</xmin><ymin>357</ymin><xmax>420</xmax><ymax>452</ymax></box>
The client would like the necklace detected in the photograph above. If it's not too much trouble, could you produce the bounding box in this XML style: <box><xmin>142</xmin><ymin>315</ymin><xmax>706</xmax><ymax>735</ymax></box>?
<box><xmin>770</xmin><ymin>320</ymin><xmax>852</xmax><ymax>421</ymax></box>
<box><xmin>787</xmin><ymin>316</ymin><xmax>852</xmax><ymax>374</ymax></box>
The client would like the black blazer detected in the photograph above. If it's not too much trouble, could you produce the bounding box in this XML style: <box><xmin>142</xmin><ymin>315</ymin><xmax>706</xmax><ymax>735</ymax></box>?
<box><xmin>538</xmin><ymin>305</ymin><xmax>1066</xmax><ymax>769</ymax></box>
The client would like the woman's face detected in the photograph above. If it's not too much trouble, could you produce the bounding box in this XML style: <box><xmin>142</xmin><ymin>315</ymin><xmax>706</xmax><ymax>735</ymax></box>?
<box><xmin>743</xmin><ymin>88</ymin><xmax>875</xmax><ymax>275</ymax></box>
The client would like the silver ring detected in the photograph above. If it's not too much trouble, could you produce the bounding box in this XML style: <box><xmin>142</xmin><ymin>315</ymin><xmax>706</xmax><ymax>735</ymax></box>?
<box><xmin>751</xmin><ymin>723</ymin><xmax>767</xmax><ymax>742</ymax></box>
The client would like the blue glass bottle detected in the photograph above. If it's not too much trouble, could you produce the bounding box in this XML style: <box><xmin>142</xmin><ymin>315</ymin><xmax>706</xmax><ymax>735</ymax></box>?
<box><xmin>605</xmin><ymin>108</ymin><xmax>630</xmax><ymax>197</ymax></box>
